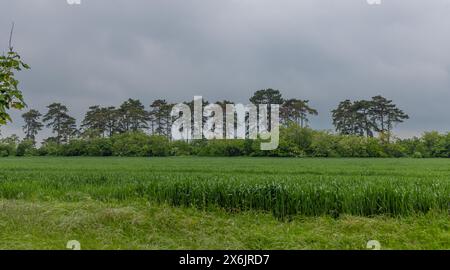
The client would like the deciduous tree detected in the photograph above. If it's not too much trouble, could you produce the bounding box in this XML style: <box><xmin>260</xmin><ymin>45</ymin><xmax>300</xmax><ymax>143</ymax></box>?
<box><xmin>0</xmin><ymin>24</ymin><xmax>29</xmax><ymax>125</ymax></box>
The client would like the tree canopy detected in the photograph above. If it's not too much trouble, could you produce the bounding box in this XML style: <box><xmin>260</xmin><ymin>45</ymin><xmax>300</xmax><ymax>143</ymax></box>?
<box><xmin>22</xmin><ymin>109</ymin><xmax>43</xmax><ymax>143</ymax></box>
<box><xmin>43</xmin><ymin>103</ymin><xmax>77</xmax><ymax>144</ymax></box>
<box><xmin>332</xmin><ymin>96</ymin><xmax>409</xmax><ymax>140</ymax></box>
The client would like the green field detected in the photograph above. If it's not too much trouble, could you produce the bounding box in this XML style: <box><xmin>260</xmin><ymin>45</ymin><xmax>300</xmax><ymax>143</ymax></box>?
<box><xmin>0</xmin><ymin>157</ymin><xmax>449</xmax><ymax>249</ymax></box>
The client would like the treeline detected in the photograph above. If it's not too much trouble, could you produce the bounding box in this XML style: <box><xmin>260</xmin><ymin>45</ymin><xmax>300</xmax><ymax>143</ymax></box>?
<box><xmin>16</xmin><ymin>89</ymin><xmax>323</xmax><ymax>144</ymax></box>
<box><xmin>3</xmin><ymin>88</ymin><xmax>445</xmax><ymax>158</ymax></box>
<box><xmin>1</xmin><ymin>126</ymin><xmax>450</xmax><ymax>158</ymax></box>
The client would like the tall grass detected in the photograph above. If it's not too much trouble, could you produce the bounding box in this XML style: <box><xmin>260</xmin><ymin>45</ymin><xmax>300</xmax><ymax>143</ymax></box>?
<box><xmin>0</xmin><ymin>157</ymin><xmax>449</xmax><ymax>218</ymax></box>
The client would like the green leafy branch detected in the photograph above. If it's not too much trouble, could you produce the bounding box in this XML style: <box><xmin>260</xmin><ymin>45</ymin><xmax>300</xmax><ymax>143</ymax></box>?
<box><xmin>0</xmin><ymin>22</ymin><xmax>30</xmax><ymax>125</ymax></box>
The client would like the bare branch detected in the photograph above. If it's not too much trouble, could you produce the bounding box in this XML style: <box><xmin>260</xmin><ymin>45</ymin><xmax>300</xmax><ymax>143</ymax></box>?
<box><xmin>8</xmin><ymin>22</ymin><xmax>15</xmax><ymax>52</ymax></box>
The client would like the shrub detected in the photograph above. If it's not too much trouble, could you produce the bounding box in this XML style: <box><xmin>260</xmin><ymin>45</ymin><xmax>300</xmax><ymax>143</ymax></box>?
<box><xmin>442</xmin><ymin>132</ymin><xmax>450</xmax><ymax>158</ymax></box>
<box><xmin>365</xmin><ymin>137</ymin><xmax>385</xmax><ymax>157</ymax></box>
<box><xmin>7</xmin><ymin>128</ymin><xmax>450</xmax><ymax>158</ymax></box>
<box><xmin>0</xmin><ymin>143</ymin><xmax>14</xmax><ymax>157</ymax></box>
<box><xmin>383</xmin><ymin>142</ymin><xmax>406</xmax><ymax>158</ymax></box>
<box><xmin>16</xmin><ymin>139</ymin><xmax>36</xmax><ymax>156</ymax></box>
<box><xmin>86</xmin><ymin>137</ymin><xmax>113</xmax><ymax>156</ymax></box>
<box><xmin>0</xmin><ymin>135</ymin><xmax>18</xmax><ymax>157</ymax></box>
<box><xmin>189</xmin><ymin>140</ymin><xmax>208</xmax><ymax>155</ymax></box>
<box><xmin>198</xmin><ymin>140</ymin><xmax>246</xmax><ymax>156</ymax></box>
<box><xmin>253</xmin><ymin>136</ymin><xmax>304</xmax><ymax>157</ymax></box>
<box><xmin>398</xmin><ymin>137</ymin><xmax>425</xmax><ymax>157</ymax></box>
<box><xmin>112</xmin><ymin>132</ymin><xmax>151</xmax><ymax>157</ymax></box>
<box><xmin>310</xmin><ymin>131</ymin><xmax>338</xmax><ymax>157</ymax></box>
<box><xmin>38</xmin><ymin>141</ymin><xmax>62</xmax><ymax>156</ymax></box>
<box><xmin>335</xmin><ymin>136</ymin><xmax>368</xmax><ymax>157</ymax></box>
<box><xmin>61</xmin><ymin>140</ymin><xmax>89</xmax><ymax>156</ymax></box>
<box><xmin>282</xmin><ymin>124</ymin><xmax>313</xmax><ymax>152</ymax></box>
<box><xmin>422</xmin><ymin>131</ymin><xmax>446</xmax><ymax>157</ymax></box>
<box><xmin>170</xmin><ymin>140</ymin><xmax>192</xmax><ymax>156</ymax></box>
<box><xmin>149</xmin><ymin>135</ymin><xmax>170</xmax><ymax>156</ymax></box>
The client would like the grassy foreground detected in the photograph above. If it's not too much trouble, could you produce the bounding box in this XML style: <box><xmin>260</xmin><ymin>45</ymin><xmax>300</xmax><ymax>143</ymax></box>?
<box><xmin>0</xmin><ymin>157</ymin><xmax>448</xmax><ymax>249</ymax></box>
<box><xmin>0</xmin><ymin>200</ymin><xmax>448</xmax><ymax>250</ymax></box>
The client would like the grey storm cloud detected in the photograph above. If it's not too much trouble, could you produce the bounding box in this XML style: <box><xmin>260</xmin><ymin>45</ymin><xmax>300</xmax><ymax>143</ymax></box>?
<box><xmin>1</xmin><ymin>0</ymin><xmax>450</xmax><ymax>141</ymax></box>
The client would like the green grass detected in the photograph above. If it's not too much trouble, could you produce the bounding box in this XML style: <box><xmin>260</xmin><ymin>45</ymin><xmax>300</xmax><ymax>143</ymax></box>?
<box><xmin>0</xmin><ymin>157</ymin><xmax>449</xmax><ymax>249</ymax></box>
<box><xmin>0</xmin><ymin>157</ymin><xmax>448</xmax><ymax>218</ymax></box>
<box><xmin>0</xmin><ymin>200</ymin><xmax>448</xmax><ymax>250</ymax></box>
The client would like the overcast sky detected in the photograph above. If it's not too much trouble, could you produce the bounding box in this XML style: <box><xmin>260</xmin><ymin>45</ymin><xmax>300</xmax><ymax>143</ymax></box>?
<box><xmin>1</xmin><ymin>0</ymin><xmax>450</xmax><ymax>141</ymax></box>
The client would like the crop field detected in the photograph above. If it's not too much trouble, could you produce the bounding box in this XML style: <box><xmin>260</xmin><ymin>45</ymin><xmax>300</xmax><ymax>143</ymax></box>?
<box><xmin>0</xmin><ymin>157</ymin><xmax>449</xmax><ymax>249</ymax></box>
